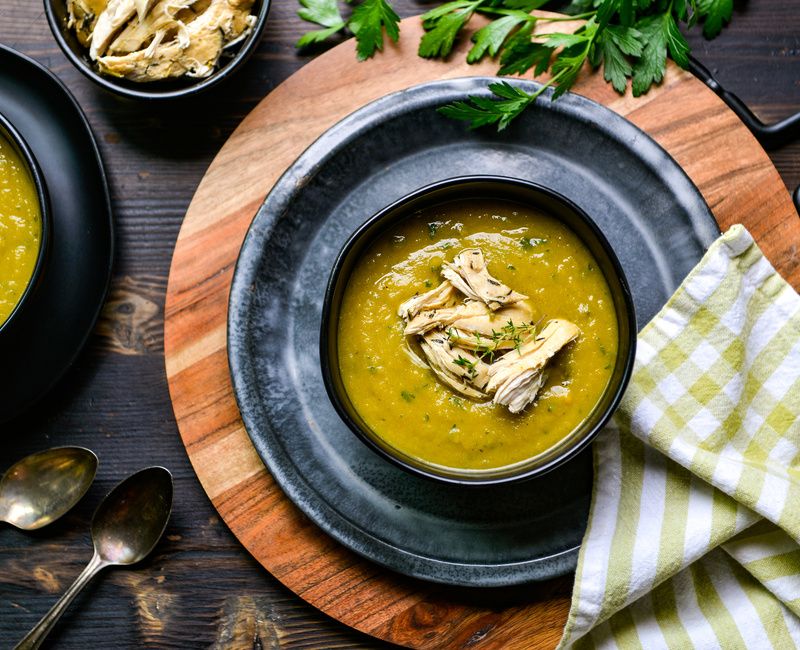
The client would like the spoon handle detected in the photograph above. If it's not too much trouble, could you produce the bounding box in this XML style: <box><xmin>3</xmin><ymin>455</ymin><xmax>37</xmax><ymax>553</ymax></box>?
<box><xmin>15</xmin><ymin>553</ymin><xmax>106</xmax><ymax>650</ymax></box>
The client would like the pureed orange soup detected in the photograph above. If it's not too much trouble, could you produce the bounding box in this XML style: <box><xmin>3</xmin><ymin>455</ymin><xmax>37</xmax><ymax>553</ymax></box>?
<box><xmin>0</xmin><ymin>132</ymin><xmax>41</xmax><ymax>327</ymax></box>
<box><xmin>337</xmin><ymin>198</ymin><xmax>619</xmax><ymax>471</ymax></box>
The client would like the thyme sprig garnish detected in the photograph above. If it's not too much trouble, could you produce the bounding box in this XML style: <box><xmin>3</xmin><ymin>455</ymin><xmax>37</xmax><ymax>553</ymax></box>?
<box><xmin>494</xmin><ymin>319</ymin><xmax>542</xmax><ymax>354</ymax></box>
<box><xmin>449</xmin><ymin>318</ymin><xmax>542</xmax><ymax>362</ymax></box>
<box><xmin>452</xmin><ymin>355</ymin><xmax>479</xmax><ymax>377</ymax></box>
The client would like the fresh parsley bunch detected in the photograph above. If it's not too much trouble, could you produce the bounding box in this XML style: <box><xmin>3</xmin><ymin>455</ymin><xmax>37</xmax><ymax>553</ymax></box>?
<box><xmin>296</xmin><ymin>0</ymin><xmax>733</xmax><ymax>129</ymax></box>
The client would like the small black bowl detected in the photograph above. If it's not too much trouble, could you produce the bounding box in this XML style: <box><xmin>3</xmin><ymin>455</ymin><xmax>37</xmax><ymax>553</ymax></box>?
<box><xmin>43</xmin><ymin>0</ymin><xmax>271</xmax><ymax>100</ymax></box>
<box><xmin>321</xmin><ymin>176</ymin><xmax>637</xmax><ymax>486</ymax></box>
<box><xmin>0</xmin><ymin>112</ymin><xmax>51</xmax><ymax>337</ymax></box>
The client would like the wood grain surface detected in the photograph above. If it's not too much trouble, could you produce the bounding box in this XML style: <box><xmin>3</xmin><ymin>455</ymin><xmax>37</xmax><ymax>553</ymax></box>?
<box><xmin>1</xmin><ymin>1</ymin><xmax>798</xmax><ymax>648</ymax></box>
<box><xmin>163</xmin><ymin>10</ymin><xmax>798</xmax><ymax>650</ymax></box>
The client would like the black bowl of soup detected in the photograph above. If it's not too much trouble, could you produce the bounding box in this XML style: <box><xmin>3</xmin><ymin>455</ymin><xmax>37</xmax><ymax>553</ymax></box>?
<box><xmin>321</xmin><ymin>176</ymin><xmax>636</xmax><ymax>486</ymax></box>
<box><xmin>0</xmin><ymin>112</ymin><xmax>50</xmax><ymax>337</ymax></box>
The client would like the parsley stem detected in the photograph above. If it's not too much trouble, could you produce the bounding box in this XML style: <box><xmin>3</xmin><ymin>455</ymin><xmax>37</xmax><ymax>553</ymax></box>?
<box><xmin>475</xmin><ymin>7</ymin><xmax>537</xmax><ymax>18</ymax></box>
<box><xmin>530</xmin><ymin>67</ymin><xmax>568</xmax><ymax>98</ymax></box>
<box><xmin>475</xmin><ymin>7</ymin><xmax>594</xmax><ymax>21</ymax></box>
<box><xmin>537</xmin><ymin>12</ymin><xmax>595</xmax><ymax>21</ymax></box>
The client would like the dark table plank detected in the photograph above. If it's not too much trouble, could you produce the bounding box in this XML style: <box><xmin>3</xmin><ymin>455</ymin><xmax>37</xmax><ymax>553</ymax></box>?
<box><xmin>1</xmin><ymin>1</ymin><xmax>797</xmax><ymax>648</ymax></box>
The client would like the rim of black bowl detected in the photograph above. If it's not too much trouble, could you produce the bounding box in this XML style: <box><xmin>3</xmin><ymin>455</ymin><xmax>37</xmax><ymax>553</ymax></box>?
<box><xmin>320</xmin><ymin>175</ymin><xmax>638</xmax><ymax>487</ymax></box>
<box><xmin>43</xmin><ymin>0</ymin><xmax>272</xmax><ymax>100</ymax></box>
<box><xmin>0</xmin><ymin>111</ymin><xmax>51</xmax><ymax>336</ymax></box>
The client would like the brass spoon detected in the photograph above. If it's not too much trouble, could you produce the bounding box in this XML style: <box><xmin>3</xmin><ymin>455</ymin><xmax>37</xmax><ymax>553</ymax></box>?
<box><xmin>0</xmin><ymin>447</ymin><xmax>98</xmax><ymax>530</ymax></box>
<box><xmin>15</xmin><ymin>466</ymin><xmax>173</xmax><ymax>650</ymax></box>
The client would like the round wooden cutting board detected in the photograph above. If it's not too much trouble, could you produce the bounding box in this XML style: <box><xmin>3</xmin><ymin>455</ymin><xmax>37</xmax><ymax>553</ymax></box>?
<box><xmin>164</xmin><ymin>14</ymin><xmax>799</xmax><ymax>650</ymax></box>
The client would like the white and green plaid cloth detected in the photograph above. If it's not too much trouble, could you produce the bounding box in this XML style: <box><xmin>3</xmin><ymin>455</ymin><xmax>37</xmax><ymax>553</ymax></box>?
<box><xmin>560</xmin><ymin>225</ymin><xmax>800</xmax><ymax>649</ymax></box>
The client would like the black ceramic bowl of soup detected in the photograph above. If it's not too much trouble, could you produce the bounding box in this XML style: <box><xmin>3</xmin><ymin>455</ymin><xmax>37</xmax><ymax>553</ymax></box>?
<box><xmin>0</xmin><ymin>112</ymin><xmax>51</xmax><ymax>337</ymax></box>
<box><xmin>44</xmin><ymin>0</ymin><xmax>271</xmax><ymax>100</ymax></box>
<box><xmin>321</xmin><ymin>176</ymin><xmax>636</xmax><ymax>485</ymax></box>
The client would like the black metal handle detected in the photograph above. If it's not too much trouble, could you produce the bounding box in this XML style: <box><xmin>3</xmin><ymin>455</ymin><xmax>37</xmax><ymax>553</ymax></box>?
<box><xmin>689</xmin><ymin>56</ymin><xmax>800</xmax><ymax>216</ymax></box>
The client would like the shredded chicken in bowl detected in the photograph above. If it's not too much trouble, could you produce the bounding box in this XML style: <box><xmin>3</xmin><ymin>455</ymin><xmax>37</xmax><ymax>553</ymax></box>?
<box><xmin>398</xmin><ymin>247</ymin><xmax>581</xmax><ymax>414</ymax></box>
<box><xmin>67</xmin><ymin>0</ymin><xmax>256</xmax><ymax>82</ymax></box>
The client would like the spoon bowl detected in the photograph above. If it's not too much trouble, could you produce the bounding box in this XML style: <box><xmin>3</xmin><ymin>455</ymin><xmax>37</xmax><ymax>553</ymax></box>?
<box><xmin>0</xmin><ymin>447</ymin><xmax>97</xmax><ymax>530</ymax></box>
<box><xmin>15</xmin><ymin>466</ymin><xmax>173</xmax><ymax>650</ymax></box>
<box><xmin>92</xmin><ymin>466</ymin><xmax>173</xmax><ymax>565</ymax></box>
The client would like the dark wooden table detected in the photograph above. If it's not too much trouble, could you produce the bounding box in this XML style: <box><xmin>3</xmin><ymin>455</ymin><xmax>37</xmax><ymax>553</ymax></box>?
<box><xmin>1</xmin><ymin>2</ymin><xmax>798</xmax><ymax>648</ymax></box>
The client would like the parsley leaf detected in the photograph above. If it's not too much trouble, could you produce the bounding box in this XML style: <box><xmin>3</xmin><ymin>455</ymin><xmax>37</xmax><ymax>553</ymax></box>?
<box><xmin>296</xmin><ymin>0</ymin><xmax>347</xmax><ymax>47</ymax></box>
<box><xmin>618</xmin><ymin>0</ymin><xmax>634</xmax><ymax>26</ymax></box>
<box><xmin>664</xmin><ymin>13</ymin><xmax>690</xmax><ymax>69</ymax></box>
<box><xmin>631</xmin><ymin>13</ymin><xmax>668</xmax><ymax>96</ymax></box>
<box><xmin>548</xmin><ymin>22</ymin><xmax>598</xmax><ymax>98</ymax></box>
<box><xmin>420</xmin><ymin>0</ymin><xmax>477</xmax><ymax>24</ymax></box>
<box><xmin>297</xmin><ymin>24</ymin><xmax>347</xmax><ymax>48</ymax></box>
<box><xmin>542</xmin><ymin>31</ymin><xmax>592</xmax><ymax>49</ymax></box>
<box><xmin>297</xmin><ymin>0</ymin><xmax>344</xmax><ymax>27</ymax></box>
<box><xmin>419</xmin><ymin>0</ymin><xmax>483</xmax><ymax>58</ymax></box>
<box><xmin>497</xmin><ymin>24</ymin><xmax>551</xmax><ymax>75</ymax></box>
<box><xmin>607</xmin><ymin>23</ymin><xmax>642</xmax><ymax>56</ymax></box>
<box><xmin>349</xmin><ymin>0</ymin><xmax>401</xmax><ymax>60</ymax></box>
<box><xmin>697</xmin><ymin>0</ymin><xmax>732</xmax><ymax>38</ymax></box>
<box><xmin>595</xmin><ymin>0</ymin><xmax>620</xmax><ymax>29</ymax></box>
<box><xmin>598</xmin><ymin>25</ymin><xmax>641</xmax><ymax>92</ymax></box>
<box><xmin>599</xmin><ymin>31</ymin><xmax>631</xmax><ymax>92</ymax></box>
<box><xmin>468</xmin><ymin>12</ymin><xmax>532</xmax><ymax>63</ymax></box>
<box><xmin>438</xmin><ymin>80</ymin><xmax>538</xmax><ymax>130</ymax></box>
<box><xmin>673</xmin><ymin>0</ymin><xmax>699</xmax><ymax>27</ymax></box>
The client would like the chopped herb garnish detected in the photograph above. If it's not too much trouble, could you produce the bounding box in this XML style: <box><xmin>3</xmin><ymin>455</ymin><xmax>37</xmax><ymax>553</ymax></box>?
<box><xmin>428</xmin><ymin>222</ymin><xmax>441</xmax><ymax>239</ymax></box>
<box><xmin>368</xmin><ymin>365</ymin><xmax>378</xmax><ymax>374</ymax></box>
<box><xmin>401</xmin><ymin>390</ymin><xmax>415</xmax><ymax>402</ymax></box>
<box><xmin>520</xmin><ymin>236</ymin><xmax>547</xmax><ymax>250</ymax></box>
<box><xmin>507</xmin><ymin>264</ymin><xmax>516</xmax><ymax>271</ymax></box>
<box><xmin>449</xmin><ymin>397</ymin><xmax>465</xmax><ymax>409</ymax></box>
<box><xmin>475</xmin><ymin>343</ymin><xmax>495</xmax><ymax>363</ymax></box>
<box><xmin>424</xmin><ymin>279</ymin><xmax>433</xmax><ymax>288</ymax></box>
<box><xmin>470</xmin><ymin>318</ymin><xmax>543</xmax><ymax>361</ymax></box>
<box><xmin>502</xmin><ymin>319</ymin><xmax>541</xmax><ymax>353</ymax></box>
<box><xmin>452</xmin><ymin>355</ymin><xmax>478</xmax><ymax>377</ymax></box>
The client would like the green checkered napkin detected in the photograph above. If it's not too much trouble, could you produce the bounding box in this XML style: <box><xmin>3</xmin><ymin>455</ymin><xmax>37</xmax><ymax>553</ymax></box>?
<box><xmin>559</xmin><ymin>225</ymin><xmax>800</xmax><ymax>649</ymax></box>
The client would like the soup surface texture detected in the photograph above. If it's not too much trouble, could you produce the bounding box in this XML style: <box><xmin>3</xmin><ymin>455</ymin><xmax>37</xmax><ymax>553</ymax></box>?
<box><xmin>337</xmin><ymin>199</ymin><xmax>618</xmax><ymax>471</ymax></box>
<box><xmin>0</xmin><ymin>134</ymin><xmax>41</xmax><ymax>327</ymax></box>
